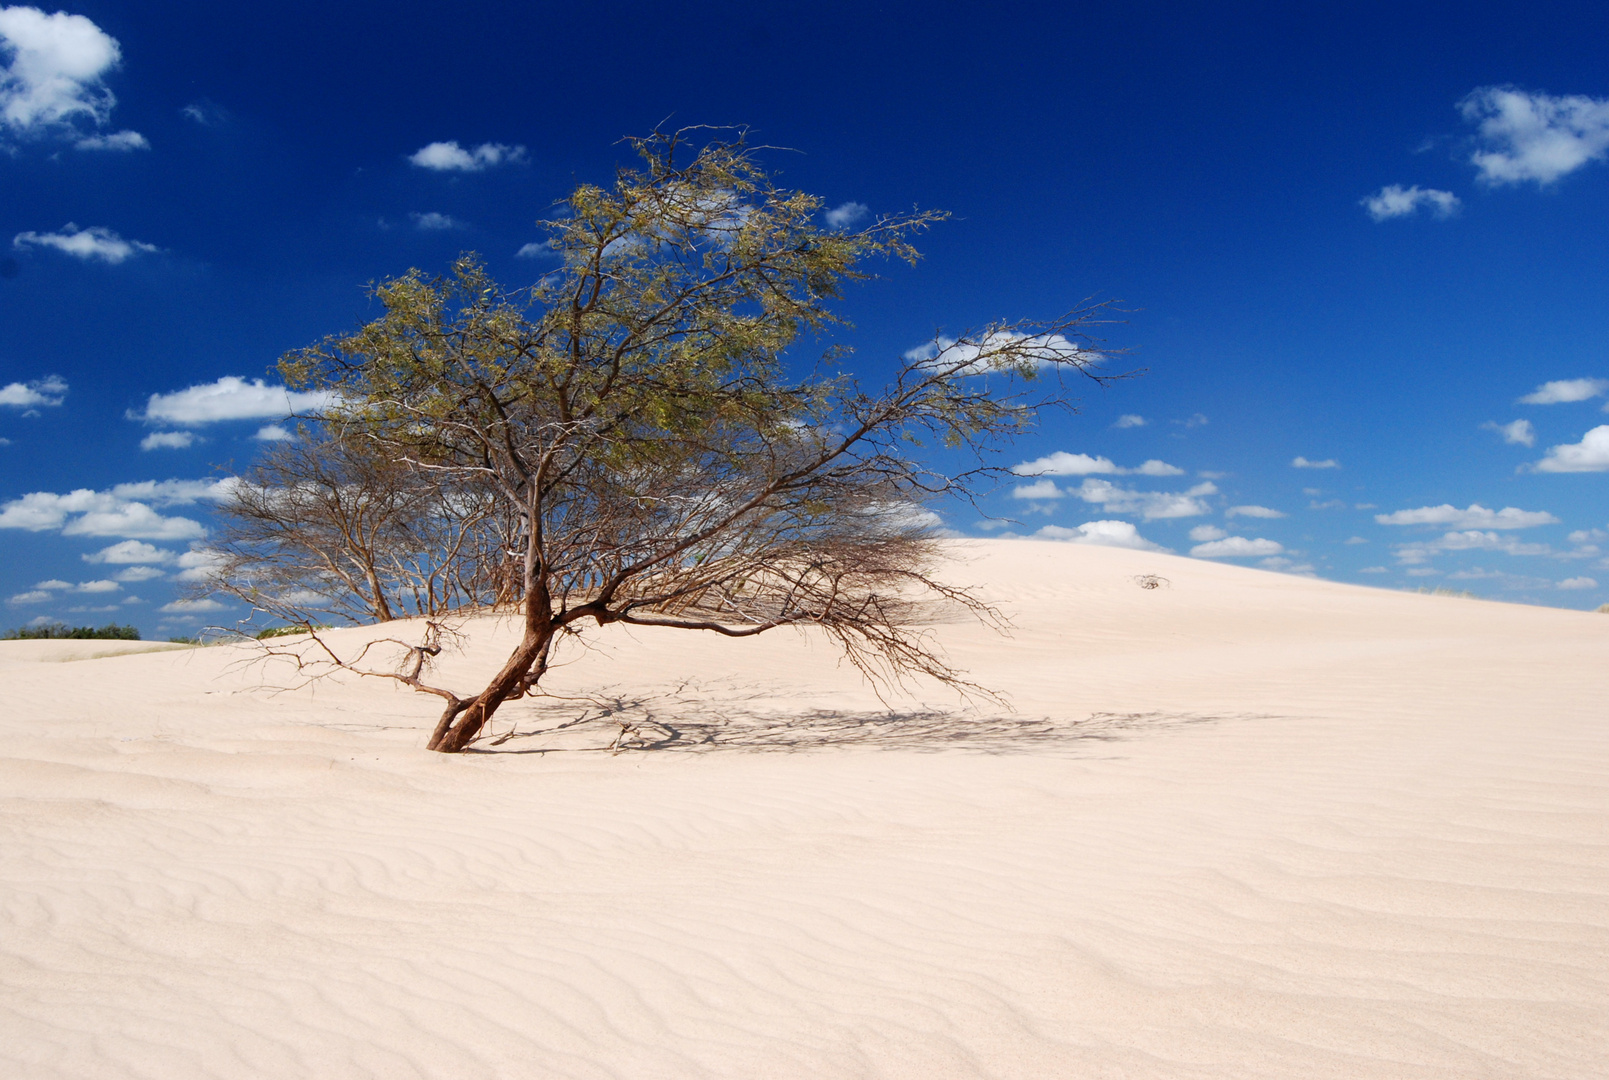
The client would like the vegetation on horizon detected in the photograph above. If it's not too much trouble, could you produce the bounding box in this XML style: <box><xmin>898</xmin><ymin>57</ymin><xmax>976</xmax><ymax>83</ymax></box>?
<box><xmin>3</xmin><ymin>622</ymin><xmax>142</xmax><ymax>641</ymax></box>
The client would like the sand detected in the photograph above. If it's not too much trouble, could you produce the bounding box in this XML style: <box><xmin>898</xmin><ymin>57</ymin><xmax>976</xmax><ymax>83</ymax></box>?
<box><xmin>1</xmin><ymin>539</ymin><xmax>1605</xmax><ymax>1078</ymax></box>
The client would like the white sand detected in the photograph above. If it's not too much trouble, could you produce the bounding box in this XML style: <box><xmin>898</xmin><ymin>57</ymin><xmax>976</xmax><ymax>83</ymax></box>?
<box><xmin>2</xmin><ymin>539</ymin><xmax>1605</xmax><ymax>1078</ymax></box>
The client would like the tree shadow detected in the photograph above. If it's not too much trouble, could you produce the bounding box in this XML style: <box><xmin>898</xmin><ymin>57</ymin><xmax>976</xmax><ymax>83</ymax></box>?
<box><xmin>469</xmin><ymin>682</ymin><xmax>1272</xmax><ymax>756</ymax></box>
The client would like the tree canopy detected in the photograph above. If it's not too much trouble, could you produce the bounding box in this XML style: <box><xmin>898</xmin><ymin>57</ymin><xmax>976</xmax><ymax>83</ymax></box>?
<box><xmin>208</xmin><ymin>129</ymin><xmax>1118</xmax><ymax>752</ymax></box>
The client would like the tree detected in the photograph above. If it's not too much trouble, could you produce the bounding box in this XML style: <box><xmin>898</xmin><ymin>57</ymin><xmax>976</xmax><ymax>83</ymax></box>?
<box><xmin>206</xmin><ymin>429</ymin><xmax>520</xmax><ymax>625</ymax></box>
<box><xmin>255</xmin><ymin>128</ymin><xmax>1116</xmax><ymax>753</ymax></box>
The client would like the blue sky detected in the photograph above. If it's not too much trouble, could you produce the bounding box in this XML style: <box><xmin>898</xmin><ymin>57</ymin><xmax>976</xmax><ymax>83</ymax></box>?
<box><xmin>2</xmin><ymin>0</ymin><xmax>1607</xmax><ymax>634</ymax></box>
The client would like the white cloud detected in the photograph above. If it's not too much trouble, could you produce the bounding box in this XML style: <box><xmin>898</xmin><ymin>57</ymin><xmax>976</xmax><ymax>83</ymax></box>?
<box><xmin>904</xmin><ymin>331</ymin><xmax>1091</xmax><ymax>376</ymax></box>
<box><xmin>174</xmin><ymin>547</ymin><xmax>226</xmax><ymax>582</ymax></box>
<box><xmin>410</xmin><ymin>211</ymin><xmax>462</xmax><ymax>231</ymax></box>
<box><xmin>1359</xmin><ymin>566</ymin><xmax>1390</xmax><ymax>574</ymax></box>
<box><xmin>7</xmin><ymin>589</ymin><xmax>50</xmax><ymax>604</ymax></box>
<box><xmin>1191</xmin><ymin>536</ymin><xmax>1284</xmax><ymax>558</ymax></box>
<box><xmin>1534</xmin><ymin>425</ymin><xmax>1609</xmax><ymax>473</ymax></box>
<box><xmin>1010</xmin><ymin>478</ymin><xmax>1062</xmax><ymax>500</ymax></box>
<box><xmin>1518</xmin><ymin>378</ymin><xmax>1608</xmax><ymax>404</ymax></box>
<box><xmin>1461</xmin><ymin>86</ymin><xmax>1609</xmax><ymax>186</ymax></box>
<box><xmin>76</xmin><ymin>578</ymin><xmax>118</xmax><ymax>593</ymax></box>
<box><xmin>823</xmin><ymin>201</ymin><xmax>869</xmax><ymax>230</ymax></box>
<box><xmin>1071</xmin><ymin>478</ymin><xmax>1215</xmax><ymax>520</ymax></box>
<box><xmin>160</xmin><ymin>597</ymin><xmax>226</xmax><ymax>614</ymax></box>
<box><xmin>1292</xmin><ymin>456</ymin><xmax>1339</xmax><ymax>469</ymax></box>
<box><xmin>1226</xmin><ymin>505</ymin><xmax>1286</xmax><ymax>519</ymax></box>
<box><xmin>252</xmin><ymin>423</ymin><xmax>293</xmax><ymax>441</ymax></box>
<box><xmin>1034</xmin><ymin>520</ymin><xmax>1168</xmax><ymax>551</ymax></box>
<box><xmin>83</xmin><ymin>539</ymin><xmax>174</xmax><ymax>564</ymax></box>
<box><xmin>1131</xmin><ymin>459</ymin><xmax>1184</xmax><ymax>476</ymax></box>
<box><xmin>1482</xmin><ymin>419</ymin><xmax>1536</xmax><ymax>446</ymax></box>
<box><xmin>1013</xmin><ymin>452</ymin><xmax>1118</xmax><ymax>476</ymax></box>
<box><xmin>140</xmin><ymin>430</ymin><xmax>195</xmax><ymax>451</ymax></box>
<box><xmin>1012</xmin><ymin>451</ymin><xmax>1182</xmax><ymax>477</ymax></box>
<box><xmin>180</xmin><ymin>100</ymin><xmax>225</xmax><ymax>126</ymax></box>
<box><xmin>74</xmin><ymin>127</ymin><xmax>145</xmax><ymax>151</ymax></box>
<box><xmin>0</xmin><ymin>6</ymin><xmax>135</xmax><ymax>142</ymax></box>
<box><xmin>1374</xmin><ymin>503</ymin><xmax>1558</xmax><ymax>529</ymax></box>
<box><xmin>514</xmin><ymin>242</ymin><xmax>550</xmax><ymax>259</ymax></box>
<box><xmin>408</xmin><ymin>140</ymin><xmax>525</xmax><ymax>171</ymax></box>
<box><xmin>33</xmin><ymin>578</ymin><xmax>68</xmax><ymax>589</ymax></box>
<box><xmin>1394</xmin><ymin>530</ymin><xmax>1553</xmax><ymax>565</ymax></box>
<box><xmin>1189</xmin><ymin>524</ymin><xmax>1227</xmax><ymax>542</ymax></box>
<box><xmin>1557</xmin><ymin>576</ymin><xmax>1598</xmax><ymax>590</ymax></box>
<box><xmin>1259</xmin><ymin>557</ymin><xmax>1315</xmax><ymax>575</ymax></box>
<box><xmin>136</xmin><ymin>376</ymin><xmax>336</xmax><ymax>425</ymax></box>
<box><xmin>109</xmin><ymin>479</ymin><xmax>233</xmax><ymax>505</ymax></box>
<box><xmin>1361</xmin><ymin>184</ymin><xmax>1461</xmax><ymax>221</ymax></box>
<box><xmin>1112</xmin><ymin>414</ymin><xmax>1148</xmax><ymax>428</ymax></box>
<box><xmin>1344</xmin><ymin>536</ymin><xmax>1368</xmax><ymax>545</ymax></box>
<box><xmin>0</xmin><ymin>483</ymin><xmax>220</xmax><ymax>540</ymax></box>
<box><xmin>0</xmin><ymin>374</ymin><xmax>65</xmax><ymax>407</ymax></box>
<box><xmin>12</xmin><ymin>223</ymin><xmax>158</xmax><ymax>264</ymax></box>
<box><xmin>112</xmin><ymin>565</ymin><xmax>164</xmax><ymax>582</ymax></box>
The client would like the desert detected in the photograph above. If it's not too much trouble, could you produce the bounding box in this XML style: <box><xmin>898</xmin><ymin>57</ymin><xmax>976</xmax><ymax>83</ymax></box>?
<box><xmin>3</xmin><ymin>538</ymin><xmax>1605</xmax><ymax>1079</ymax></box>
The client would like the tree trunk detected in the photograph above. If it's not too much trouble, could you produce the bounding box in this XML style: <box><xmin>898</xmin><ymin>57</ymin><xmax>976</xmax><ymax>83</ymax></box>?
<box><xmin>426</xmin><ymin>628</ymin><xmax>550</xmax><ymax>752</ymax></box>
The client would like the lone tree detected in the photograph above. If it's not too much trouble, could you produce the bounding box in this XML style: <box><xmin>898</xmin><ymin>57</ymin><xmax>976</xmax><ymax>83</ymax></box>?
<box><xmin>230</xmin><ymin>129</ymin><xmax>1116</xmax><ymax>752</ymax></box>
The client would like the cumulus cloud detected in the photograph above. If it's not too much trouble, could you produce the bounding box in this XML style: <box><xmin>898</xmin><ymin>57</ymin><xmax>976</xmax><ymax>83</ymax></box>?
<box><xmin>7</xmin><ymin>589</ymin><xmax>49</xmax><ymax>604</ymax></box>
<box><xmin>0</xmin><ymin>480</ymin><xmax>229</xmax><ymax>540</ymax></box>
<box><xmin>1533</xmin><ymin>425</ymin><xmax>1609</xmax><ymax>472</ymax></box>
<box><xmin>1071</xmin><ymin>478</ymin><xmax>1216</xmax><ymax>520</ymax></box>
<box><xmin>1375</xmin><ymin>503</ymin><xmax>1558</xmax><ymax>529</ymax></box>
<box><xmin>74</xmin><ymin>127</ymin><xmax>145</xmax><ymax>151</ymax></box>
<box><xmin>1010</xmin><ymin>479</ymin><xmax>1062</xmax><ymax>500</ymax></box>
<box><xmin>1518</xmin><ymin>377</ymin><xmax>1608</xmax><ymax>404</ymax></box>
<box><xmin>1557</xmin><ymin>576</ymin><xmax>1597</xmax><ymax>590</ymax></box>
<box><xmin>823</xmin><ymin>202</ymin><xmax>869</xmax><ymax>230</ymax></box>
<box><xmin>1189</xmin><ymin>524</ymin><xmax>1227</xmax><ymax>542</ymax></box>
<box><xmin>1361</xmin><ymin>184</ymin><xmax>1461</xmax><ymax>221</ymax></box>
<box><xmin>1012</xmin><ymin>451</ymin><xmax>1182</xmax><ymax>477</ymax></box>
<box><xmin>1034</xmin><ymin>520</ymin><xmax>1168</xmax><ymax>551</ymax></box>
<box><xmin>252</xmin><ymin>424</ymin><xmax>293</xmax><ymax>441</ymax></box>
<box><xmin>1226</xmin><ymin>505</ymin><xmax>1286</xmax><ymax>519</ymax></box>
<box><xmin>12</xmin><ymin>224</ymin><xmax>158</xmax><ymax>263</ymax></box>
<box><xmin>1292</xmin><ymin>456</ymin><xmax>1339</xmax><ymax>469</ymax></box>
<box><xmin>113</xmin><ymin>564</ymin><xmax>164</xmax><ymax>582</ymax></box>
<box><xmin>1190</xmin><ymin>536</ymin><xmax>1284</xmax><ymax>558</ymax></box>
<box><xmin>904</xmin><ymin>331</ymin><xmax>1092</xmax><ymax>376</ymax></box>
<box><xmin>1112</xmin><ymin>414</ymin><xmax>1148</xmax><ymax>428</ymax></box>
<box><xmin>408</xmin><ymin>140</ymin><xmax>525</xmax><ymax>171</ymax></box>
<box><xmin>0</xmin><ymin>374</ymin><xmax>65</xmax><ymax>408</ymax></box>
<box><xmin>136</xmin><ymin>376</ymin><xmax>336</xmax><ymax>426</ymax></box>
<box><xmin>514</xmin><ymin>242</ymin><xmax>550</xmax><ymax>259</ymax></box>
<box><xmin>160</xmin><ymin>596</ymin><xmax>225</xmax><ymax>614</ymax></box>
<box><xmin>1461</xmin><ymin>86</ymin><xmax>1609</xmax><ymax>186</ymax></box>
<box><xmin>82</xmin><ymin>539</ymin><xmax>175</xmax><ymax>564</ymax></box>
<box><xmin>0</xmin><ymin>5</ymin><xmax>140</xmax><ymax>144</ymax></box>
<box><xmin>1394</xmin><ymin>530</ymin><xmax>1553</xmax><ymax>565</ymax></box>
<box><xmin>1482</xmin><ymin>419</ymin><xmax>1536</xmax><ymax>446</ymax></box>
<box><xmin>174</xmin><ymin>548</ymin><xmax>226</xmax><ymax>583</ymax></box>
<box><xmin>410</xmin><ymin>211</ymin><xmax>462</xmax><ymax>230</ymax></box>
<box><xmin>140</xmin><ymin>430</ymin><xmax>195</xmax><ymax>451</ymax></box>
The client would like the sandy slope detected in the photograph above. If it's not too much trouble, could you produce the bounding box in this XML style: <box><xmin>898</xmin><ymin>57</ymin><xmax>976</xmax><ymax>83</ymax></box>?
<box><xmin>1</xmin><ymin>539</ymin><xmax>1605</xmax><ymax>1079</ymax></box>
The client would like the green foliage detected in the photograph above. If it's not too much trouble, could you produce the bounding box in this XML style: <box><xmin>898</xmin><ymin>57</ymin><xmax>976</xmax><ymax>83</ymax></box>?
<box><xmin>255</xmin><ymin>624</ymin><xmax>330</xmax><ymax>639</ymax></box>
<box><xmin>3</xmin><ymin>622</ymin><xmax>142</xmax><ymax>641</ymax></box>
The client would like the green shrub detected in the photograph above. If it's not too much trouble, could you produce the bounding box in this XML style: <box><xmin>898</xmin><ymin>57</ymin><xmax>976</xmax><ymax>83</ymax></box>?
<box><xmin>3</xmin><ymin>622</ymin><xmax>142</xmax><ymax>641</ymax></box>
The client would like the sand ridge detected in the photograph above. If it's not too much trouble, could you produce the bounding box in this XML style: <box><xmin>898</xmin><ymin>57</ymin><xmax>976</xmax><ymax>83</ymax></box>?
<box><xmin>1</xmin><ymin>539</ymin><xmax>1605</xmax><ymax>1078</ymax></box>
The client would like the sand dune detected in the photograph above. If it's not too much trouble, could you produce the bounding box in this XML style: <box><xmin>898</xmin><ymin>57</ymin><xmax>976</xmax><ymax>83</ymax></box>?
<box><xmin>2</xmin><ymin>539</ymin><xmax>1605</xmax><ymax>1078</ymax></box>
